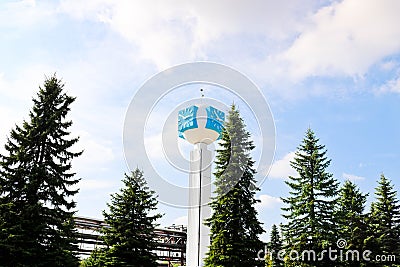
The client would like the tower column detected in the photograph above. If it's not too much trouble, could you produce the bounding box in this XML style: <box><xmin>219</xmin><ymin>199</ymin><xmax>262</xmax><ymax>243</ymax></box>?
<box><xmin>186</xmin><ymin>142</ymin><xmax>211</xmax><ymax>267</ymax></box>
<box><xmin>177</xmin><ymin>103</ymin><xmax>225</xmax><ymax>267</ymax></box>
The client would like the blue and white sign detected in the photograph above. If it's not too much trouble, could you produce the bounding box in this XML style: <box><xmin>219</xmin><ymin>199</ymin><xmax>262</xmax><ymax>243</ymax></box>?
<box><xmin>178</xmin><ymin>105</ymin><xmax>225</xmax><ymax>145</ymax></box>
<box><xmin>205</xmin><ymin>106</ymin><xmax>225</xmax><ymax>134</ymax></box>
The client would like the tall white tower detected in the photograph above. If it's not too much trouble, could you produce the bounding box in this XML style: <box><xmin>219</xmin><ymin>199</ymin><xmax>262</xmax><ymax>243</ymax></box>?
<box><xmin>178</xmin><ymin>103</ymin><xmax>225</xmax><ymax>267</ymax></box>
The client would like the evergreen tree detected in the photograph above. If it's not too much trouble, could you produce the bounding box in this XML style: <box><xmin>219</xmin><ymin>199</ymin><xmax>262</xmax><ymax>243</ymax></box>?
<box><xmin>266</xmin><ymin>224</ymin><xmax>284</xmax><ymax>267</ymax></box>
<box><xmin>335</xmin><ymin>180</ymin><xmax>368</xmax><ymax>266</ymax></box>
<box><xmin>365</xmin><ymin>174</ymin><xmax>400</xmax><ymax>265</ymax></box>
<box><xmin>80</xmin><ymin>248</ymin><xmax>107</xmax><ymax>267</ymax></box>
<box><xmin>204</xmin><ymin>104</ymin><xmax>265</xmax><ymax>267</ymax></box>
<box><xmin>100</xmin><ymin>168</ymin><xmax>162</xmax><ymax>267</ymax></box>
<box><xmin>0</xmin><ymin>75</ymin><xmax>81</xmax><ymax>266</ymax></box>
<box><xmin>281</xmin><ymin>128</ymin><xmax>339</xmax><ymax>267</ymax></box>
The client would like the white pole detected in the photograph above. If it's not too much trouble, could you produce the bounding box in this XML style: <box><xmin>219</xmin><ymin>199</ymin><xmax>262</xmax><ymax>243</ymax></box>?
<box><xmin>186</xmin><ymin>142</ymin><xmax>211</xmax><ymax>267</ymax></box>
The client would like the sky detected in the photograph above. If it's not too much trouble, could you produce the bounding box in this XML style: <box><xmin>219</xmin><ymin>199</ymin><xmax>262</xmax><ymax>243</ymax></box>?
<box><xmin>0</xmin><ymin>0</ymin><xmax>399</xmax><ymax>242</ymax></box>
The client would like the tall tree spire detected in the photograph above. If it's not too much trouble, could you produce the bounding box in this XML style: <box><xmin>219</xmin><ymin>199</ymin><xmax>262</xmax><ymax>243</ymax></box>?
<box><xmin>335</xmin><ymin>180</ymin><xmax>368</xmax><ymax>267</ymax></box>
<box><xmin>281</xmin><ymin>128</ymin><xmax>339</xmax><ymax>266</ymax></box>
<box><xmin>366</xmin><ymin>174</ymin><xmax>400</xmax><ymax>263</ymax></box>
<box><xmin>204</xmin><ymin>104</ymin><xmax>265</xmax><ymax>267</ymax></box>
<box><xmin>0</xmin><ymin>74</ymin><xmax>81</xmax><ymax>266</ymax></box>
<box><xmin>100</xmin><ymin>168</ymin><xmax>163</xmax><ymax>266</ymax></box>
<box><xmin>266</xmin><ymin>224</ymin><xmax>284</xmax><ymax>267</ymax></box>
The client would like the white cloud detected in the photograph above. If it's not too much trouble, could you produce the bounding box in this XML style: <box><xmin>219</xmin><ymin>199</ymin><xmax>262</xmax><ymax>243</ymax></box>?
<box><xmin>255</xmin><ymin>194</ymin><xmax>283</xmax><ymax>211</ymax></box>
<box><xmin>0</xmin><ymin>0</ymin><xmax>56</xmax><ymax>29</ymax></box>
<box><xmin>172</xmin><ymin>215</ymin><xmax>188</xmax><ymax>226</ymax></box>
<box><xmin>255</xmin><ymin>194</ymin><xmax>285</xmax><ymax>242</ymax></box>
<box><xmin>73</xmin><ymin>130</ymin><xmax>115</xmax><ymax>169</ymax></box>
<box><xmin>79</xmin><ymin>178</ymin><xmax>117</xmax><ymax>191</ymax></box>
<box><xmin>377</xmin><ymin>76</ymin><xmax>400</xmax><ymax>94</ymax></box>
<box><xmin>58</xmin><ymin>0</ymin><xmax>112</xmax><ymax>21</ymax></box>
<box><xmin>0</xmin><ymin>65</ymin><xmax>54</xmax><ymax>101</ymax></box>
<box><xmin>58</xmin><ymin>0</ymin><xmax>400</xmax><ymax>84</ymax></box>
<box><xmin>283</xmin><ymin>0</ymin><xmax>400</xmax><ymax>79</ymax></box>
<box><xmin>3</xmin><ymin>0</ymin><xmax>400</xmax><ymax>105</ymax></box>
<box><xmin>0</xmin><ymin>105</ymin><xmax>15</xmax><ymax>155</ymax></box>
<box><xmin>59</xmin><ymin>0</ymin><xmax>317</xmax><ymax>69</ymax></box>
<box><xmin>342</xmin><ymin>172</ymin><xmax>365</xmax><ymax>181</ymax></box>
<box><xmin>144</xmin><ymin>133</ymin><xmax>164</xmax><ymax>160</ymax></box>
<box><xmin>267</xmin><ymin>151</ymin><xmax>297</xmax><ymax>179</ymax></box>
<box><xmin>380</xmin><ymin>60</ymin><xmax>398</xmax><ymax>71</ymax></box>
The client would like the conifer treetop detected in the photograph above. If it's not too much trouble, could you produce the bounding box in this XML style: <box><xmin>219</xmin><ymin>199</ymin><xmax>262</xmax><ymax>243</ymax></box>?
<box><xmin>0</xmin><ymin>74</ymin><xmax>81</xmax><ymax>266</ymax></box>
<box><xmin>100</xmin><ymin>168</ymin><xmax>162</xmax><ymax>267</ymax></box>
<box><xmin>205</xmin><ymin>104</ymin><xmax>264</xmax><ymax>267</ymax></box>
<box><xmin>281</xmin><ymin>128</ymin><xmax>339</xmax><ymax>266</ymax></box>
<box><xmin>213</xmin><ymin>104</ymin><xmax>256</xmax><ymax>196</ymax></box>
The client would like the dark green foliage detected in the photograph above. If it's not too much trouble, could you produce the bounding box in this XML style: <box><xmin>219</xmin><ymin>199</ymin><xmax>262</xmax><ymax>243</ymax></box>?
<box><xmin>100</xmin><ymin>168</ymin><xmax>162</xmax><ymax>267</ymax></box>
<box><xmin>365</xmin><ymin>174</ymin><xmax>400</xmax><ymax>266</ymax></box>
<box><xmin>80</xmin><ymin>248</ymin><xmax>107</xmax><ymax>267</ymax></box>
<box><xmin>281</xmin><ymin>128</ymin><xmax>339</xmax><ymax>267</ymax></box>
<box><xmin>266</xmin><ymin>224</ymin><xmax>284</xmax><ymax>267</ymax></box>
<box><xmin>0</xmin><ymin>75</ymin><xmax>81</xmax><ymax>266</ymax></box>
<box><xmin>204</xmin><ymin>104</ymin><xmax>265</xmax><ymax>267</ymax></box>
<box><xmin>335</xmin><ymin>180</ymin><xmax>368</xmax><ymax>267</ymax></box>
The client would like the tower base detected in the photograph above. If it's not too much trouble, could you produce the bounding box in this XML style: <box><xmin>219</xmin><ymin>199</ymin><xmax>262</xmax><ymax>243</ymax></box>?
<box><xmin>186</xmin><ymin>142</ymin><xmax>211</xmax><ymax>267</ymax></box>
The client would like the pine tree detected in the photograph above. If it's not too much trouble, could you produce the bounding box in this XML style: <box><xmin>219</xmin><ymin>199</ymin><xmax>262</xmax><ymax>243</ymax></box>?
<box><xmin>0</xmin><ymin>75</ymin><xmax>81</xmax><ymax>266</ymax></box>
<box><xmin>335</xmin><ymin>180</ymin><xmax>368</xmax><ymax>267</ymax></box>
<box><xmin>100</xmin><ymin>168</ymin><xmax>162</xmax><ymax>267</ymax></box>
<box><xmin>266</xmin><ymin>224</ymin><xmax>284</xmax><ymax>267</ymax></box>
<box><xmin>365</xmin><ymin>174</ymin><xmax>400</xmax><ymax>265</ymax></box>
<box><xmin>80</xmin><ymin>248</ymin><xmax>107</xmax><ymax>267</ymax></box>
<box><xmin>281</xmin><ymin>128</ymin><xmax>339</xmax><ymax>267</ymax></box>
<box><xmin>204</xmin><ymin>104</ymin><xmax>265</xmax><ymax>267</ymax></box>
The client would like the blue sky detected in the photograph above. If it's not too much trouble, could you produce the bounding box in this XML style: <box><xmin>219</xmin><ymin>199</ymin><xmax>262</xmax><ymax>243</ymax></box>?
<box><xmin>0</xmin><ymin>0</ymin><xmax>399</xmax><ymax>242</ymax></box>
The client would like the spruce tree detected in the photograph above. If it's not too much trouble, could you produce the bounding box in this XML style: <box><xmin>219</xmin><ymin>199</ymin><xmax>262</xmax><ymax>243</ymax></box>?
<box><xmin>365</xmin><ymin>174</ymin><xmax>400</xmax><ymax>264</ymax></box>
<box><xmin>266</xmin><ymin>224</ymin><xmax>284</xmax><ymax>267</ymax></box>
<box><xmin>335</xmin><ymin>180</ymin><xmax>368</xmax><ymax>267</ymax></box>
<box><xmin>204</xmin><ymin>104</ymin><xmax>265</xmax><ymax>267</ymax></box>
<box><xmin>281</xmin><ymin>128</ymin><xmax>339</xmax><ymax>267</ymax></box>
<box><xmin>80</xmin><ymin>248</ymin><xmax>107</xmax><ymax>267</ymax></box>
<box><xmin>100</xmin><ymin>168</ymin><xmax>162</xmax><ymax>267</ymax></box>
<box><xmin>0</xmin><ymin>75</ymin><xmax>81</xmax><ymax>266</ymax></box>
